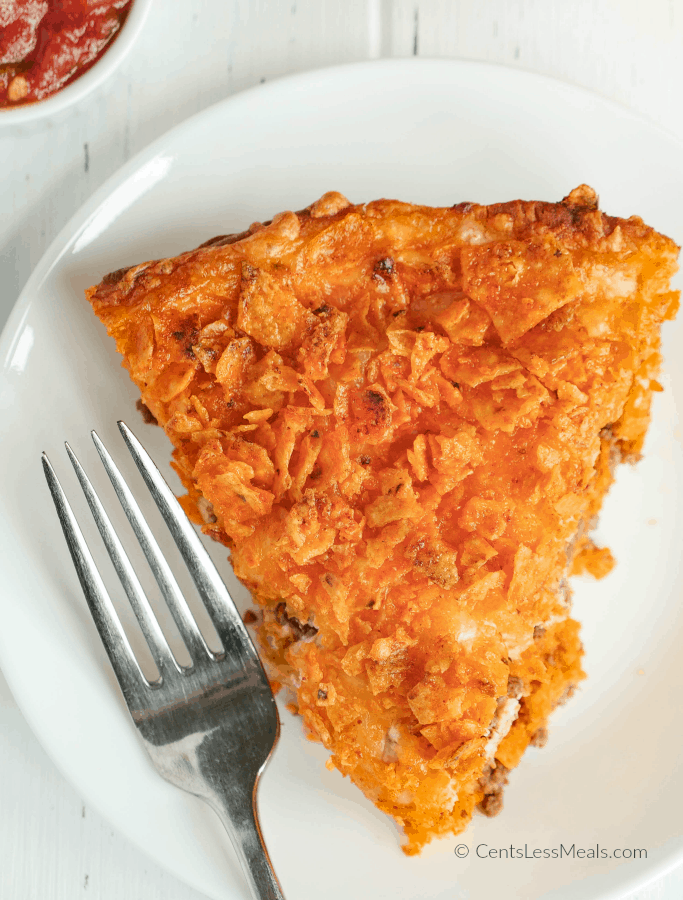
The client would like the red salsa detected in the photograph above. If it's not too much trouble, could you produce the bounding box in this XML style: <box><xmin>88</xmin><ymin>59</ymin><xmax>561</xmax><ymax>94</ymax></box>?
<box><xmin>0</xmin><ymin>0</ymin><xmax>133</xmax><ymax>108</ymax></box>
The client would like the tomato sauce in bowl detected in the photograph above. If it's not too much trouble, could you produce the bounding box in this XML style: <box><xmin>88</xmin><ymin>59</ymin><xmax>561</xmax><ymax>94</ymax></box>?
<box><xmin>0</xmin><ymin>0</ymin><xmax>133</xmax><ymax>109</ymax></box>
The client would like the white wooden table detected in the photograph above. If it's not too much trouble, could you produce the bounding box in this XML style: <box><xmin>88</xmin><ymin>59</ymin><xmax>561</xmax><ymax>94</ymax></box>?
<box><xmin>2</xmin><ymin>2</ymin><xmax>683</xmax><ymax>897</ymax></box>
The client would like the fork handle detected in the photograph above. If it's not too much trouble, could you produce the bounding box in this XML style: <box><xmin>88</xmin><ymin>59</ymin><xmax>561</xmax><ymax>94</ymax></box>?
<box><xmin>210</xmin><ymin>792</ymin><xmax>286</xmax><ymax>900</ymax></box>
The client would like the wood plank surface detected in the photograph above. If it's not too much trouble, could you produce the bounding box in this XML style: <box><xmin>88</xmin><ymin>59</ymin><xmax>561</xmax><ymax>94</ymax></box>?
<box><xmin>1</xmin><ymin>1</ymin><xmax>681</xmax><ymax>897</ymax></box>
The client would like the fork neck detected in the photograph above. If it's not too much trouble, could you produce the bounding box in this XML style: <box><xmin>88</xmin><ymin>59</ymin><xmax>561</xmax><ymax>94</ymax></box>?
<box><xmin>208</xmin><ymin>786</ymin><xmax>286</xmax><ymax>900</ymax></box>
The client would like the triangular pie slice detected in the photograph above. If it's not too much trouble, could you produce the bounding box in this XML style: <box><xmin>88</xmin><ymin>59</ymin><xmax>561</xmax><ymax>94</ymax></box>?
<box><xmin>87</xmin><ymin>186</ymin><xmax>679</xmax><ymax>853</ymax></box>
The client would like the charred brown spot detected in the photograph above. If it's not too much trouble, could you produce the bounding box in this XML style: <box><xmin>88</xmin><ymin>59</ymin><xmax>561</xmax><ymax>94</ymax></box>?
<box><xmin>317</xmin><ymin>688</ymin><xmax>328</xmax><ymax>700</ymax></box>
<box><xmin>135</xmin><ymin>399</ymin><xmax>157</xmax><ymax>426</ymax></box>
<box><xmin>359</xmin><ymin>455</ymin><xmax>371</xmax><ymax>466</ymax></box>
<box><xmin>530</xmin><ymin>726</ymin><xmax>548</xmax><ymax>748</ymax></box>
<box><xmin>274</xmin><ymin>602</ymin><xmax>318</xmax><ymax>641</ymax></box>
<box><xmin>102</xmin><ymin>266</ymin><xmax>131</xmax><ymax>285</ymax></box>
<box><xmin>170</xmin><ymin>327</ymin><xmax>200</xmax><ymax>360</ymax></box>
<box><xmin>311</xmin><ymin>430</ymin><xmax>320</xmax><ymax>439</ymax></box>
<box><xmin>477</xmin><ymin>763</ymin><xmax>509</xmax><ymax>817</ymax></box>
<box><xmin>314</xmin><ymin>303</ymin><xmax>332</xmax><ymax>316</ymax></box>
<box><xmin>242</xmin><ymin>609</ymin><xmax>258</xmax><ymax>625</ymax></box>
<box><xmin>533</xmin><ymin>625</ymin><xmax>546</xmax><ymax>641</ymax></box>
<box><xmin>374</xmin><ymin>257</ymin><xmax>394</xmax><ymax>275</ymax></box>
<box><xmin>479</xmin><ymin>791</ymin><xmax>504</xmax><ymax>817</ymax></box>
<box><xmin>352</xmin><ymin>388</ymin><xmax>391</xmax><ymax>434</ymax></box>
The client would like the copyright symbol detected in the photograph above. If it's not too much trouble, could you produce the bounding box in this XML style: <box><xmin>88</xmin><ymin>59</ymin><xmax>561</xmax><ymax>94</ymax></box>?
<box><xmin>454</xmin><ymin>843</ymin><xmax>469</xmax><ymax>858</ymax></box>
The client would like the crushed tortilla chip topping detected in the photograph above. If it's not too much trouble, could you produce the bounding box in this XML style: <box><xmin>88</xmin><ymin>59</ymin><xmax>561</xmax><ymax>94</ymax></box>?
<box><xmin>87</xmin><ymin>186</ymin><xmax>679</xmax><ymax>853</ymax></box>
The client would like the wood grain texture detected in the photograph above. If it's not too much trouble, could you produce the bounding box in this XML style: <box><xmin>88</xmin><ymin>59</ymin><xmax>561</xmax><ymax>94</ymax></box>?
<box><xmin>0</xmin><ymin>669</ymin><xmax>207</xmax><ymax>899</ymax></box>
<box><xmin>388</xmin><ymin>0</ymin><xmax>683</xmax><ymax>145</ymax></box>
<box><xmin>2</xmin><ymin>1</ymin><xmax>683</xmax><ymax>897</ymax></box>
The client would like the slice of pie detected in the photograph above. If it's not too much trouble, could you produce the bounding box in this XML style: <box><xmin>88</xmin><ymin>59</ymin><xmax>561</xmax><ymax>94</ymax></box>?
<box><xmin>86</xmin><ymin>186</ymin><xmax>679</xmax><ymax>853</ymax></box>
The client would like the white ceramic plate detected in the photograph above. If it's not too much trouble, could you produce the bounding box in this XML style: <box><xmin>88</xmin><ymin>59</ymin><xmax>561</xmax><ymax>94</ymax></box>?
<box><xmin>1</xmin><ymin>60</ymin><xmax>682</xmax><ymax>900</ymax></box>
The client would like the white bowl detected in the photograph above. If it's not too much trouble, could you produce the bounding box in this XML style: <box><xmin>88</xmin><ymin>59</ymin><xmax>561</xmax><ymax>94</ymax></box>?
<box><xmin>0</xmin><ymin>0</ymin><xmax>153</xmax><ymax>127</ymax></box>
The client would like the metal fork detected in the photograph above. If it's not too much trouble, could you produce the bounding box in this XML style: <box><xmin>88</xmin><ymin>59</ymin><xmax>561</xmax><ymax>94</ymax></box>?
<box><xmin>41</xmin><ymin>421</ymin><xmax>285</xmax><ymax>900</ymax></box>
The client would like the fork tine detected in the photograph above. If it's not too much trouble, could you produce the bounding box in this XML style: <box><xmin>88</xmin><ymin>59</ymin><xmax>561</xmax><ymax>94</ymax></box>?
<box><xmin>117</xmin><ymin>421</ymin><xmax>260</xmax><ymax>668</ymax></box>
<box><xmin>65</xmin><ymin>442</ymin><xmax>181</xmax><ymax>678</ymax></box>
<box><xmin>41</xmin><ymin>452</ymin><xmax>151</xmax><ymax>696</ymax></box>
<box><xmin>91</xmin><ymin>430</ymin><xmax>214</xmax><ymax>667</ymax></box>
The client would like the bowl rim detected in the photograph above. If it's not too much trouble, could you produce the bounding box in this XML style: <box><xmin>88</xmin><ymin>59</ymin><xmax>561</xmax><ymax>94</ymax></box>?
<box><xmin>0</xmin><ymin>0</ymin><xmax>153</xmax><ymax>126</ymax></box>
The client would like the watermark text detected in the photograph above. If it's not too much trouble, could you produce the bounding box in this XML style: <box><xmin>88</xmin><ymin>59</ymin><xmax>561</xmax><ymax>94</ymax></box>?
<box><xmin>453</xmin><ymin>843</ymin><xmax>647</xmax><ymax>861</ymax></box>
